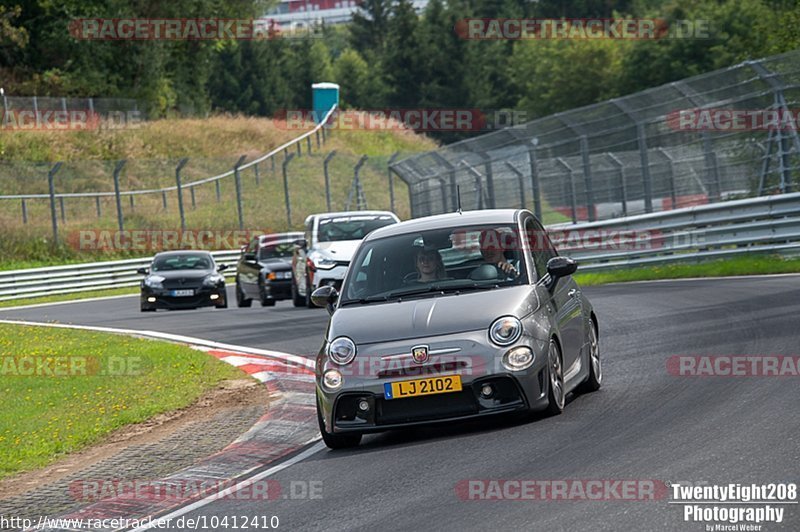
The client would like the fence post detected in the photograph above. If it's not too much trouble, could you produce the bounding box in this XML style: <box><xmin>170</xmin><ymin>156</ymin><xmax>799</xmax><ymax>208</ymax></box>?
<box><xmin>282</xmin><ymin>153</ymin><xmax>295</xmax><ymax>227</ymax></box>
<box><xmin>254</xmin><ymin>162</ymin><xmax>260</xmax><ymax>186</ymax></box>
<box><xmin>606</xmin><ymin>153</ymin><xmax>627</xmax><ymax>217</ymax></box>
<box><xmin>95</xmin><ymin>196</ymin><xmax>101</xmax><ymax>217</ymax></box>
<box><xmin>316</xmin><ymin>130</ymin><xmax>321</xmax><ymax>149</ymax></box>
<box><xmin>655</xmin><ymin>148</ymin><xmax>677</xmax><ymax>209</ymax></box>
<box><xmin>528</xmin><ymin>143</ymin><xmax>542</xmax><ymax>221</ymax></box>
<box><xmin>59</xmin><ymin>197</ymin><xmax>66</xmax><ymax>223</ymax></box>
<box><xmin>306</xmin><ymin>135</ymin><xmax>312</xmax><ymax>155</ymax></box>
<box><xmin>504</xmin><ymin>162</ymin><xmax>526</xmax><ymax>208</ymax></box>
<box><xmin>636</xmin><ymin>123</ymin><xmax>654</xmax><ymax>213</ymax></box>
<box><xmin>556</xmin><ymin>158</ymin><xmax>577</xmax><ymax>224</ymax></box>
<box><xmin>461</xmin><ymin>162</ymin><xmax>484</xmax><ymax>210</ymax></box>
<box><xmin>323</xmin><ymin>150</ymin><xmax>337</xmax><ymax>212</ymax></box>
<box><xmin>48</xmin><ymin>162</ymin><xmax>62</xmax><ymax>245</ymax></box>
<box><xmin>580</xmin><ymin>135</ymin><xmax>596</xmax><ymax>221</ymax></box>
<box><xmin>21</xmin><ymin>199</ymin><xmax>27</xmax><ymax>224</ymax></box>
<box><xmin>296</xmin><ymin>142</ymin><xmax>302</xmax><ymax>158</ymax></box>
<box><xmin>175</xmin><ymin>158</ymin><xmax>189</xmax><ymax>231</ymax></box>
<box><xmin>113</xmin><ymin>160</ymin><xmax>126</xmax><ymax>232</ymax></box>
<box><xmin>701</xmin><ymin>132</ymin><xmax>721</xmax><ymax>202</ymax></box>
<box><xmin>350</xmin><ymin>155</ymin><xmax>369</xmax><ymax>210</ymax></box>
<box><xmin>387</xmin><ymin>152</ymin><xmax>400</xmax><ymax>213</ymax></box>
<box><xmin>437</xmin><ymin>178</ymin><xmax>448</xmax><ymax>212</ymax></box>
<box><xmin>161</xmin><ymin>191</ymin><xmax>166</xmax><ymax>210</ymax></box>
<box><xmin>1</xmin><ymin>91</ymin><xmax>8</xmax><ymax>127</ymax></box>
<box><xmin>478</xmin><ymin>153</ymin><xmax>496</xmax><ymax>208</ymax></box>
<box><xmin>33</xmin><ymin>96</ymin><xmax>40</xmax><ymax>129</ymax></box>
<box><xmin>234</xmin><ymin>155</ymin><xmax>247</xmax><ymax>231</ymax></box>
<box><xmin>215</xmin><ymin>178</ymin><xmax>221</xmax><ymax>202</ymax></box>
<box><xmin>190</xmin><ymin>186</ymin><xmax>196</xmax><ymax>209</ymax></box>
<box><xmin>130</xmin><ymin>195</ymin><xmax>135</xmax><ymax>211</ymax></box>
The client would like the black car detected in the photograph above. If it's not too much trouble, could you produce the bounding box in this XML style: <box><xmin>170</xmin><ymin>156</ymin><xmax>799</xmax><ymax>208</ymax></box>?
<box><xmin>138</xmin><ymin>251</ymin><xmax>228</xmax><ymax>312</ymax></box>
<box><xmin>235</xmin><ymin>232</ymin><xmax>303</xmax><ymax>307</ymax></box>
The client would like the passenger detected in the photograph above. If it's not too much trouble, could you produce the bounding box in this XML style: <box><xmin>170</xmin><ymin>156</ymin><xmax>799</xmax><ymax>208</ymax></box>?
<box><xmin>415</xmin><ymin>247</ymin><xmax>446</xmax><ymax>282</ymax></box>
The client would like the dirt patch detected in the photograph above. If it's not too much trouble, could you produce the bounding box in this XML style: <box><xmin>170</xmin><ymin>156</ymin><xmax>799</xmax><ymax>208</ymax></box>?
<box><xmin>0</xmin><ymin>379</ymin><xmax>271</xmax><ymax>500</ymax></box>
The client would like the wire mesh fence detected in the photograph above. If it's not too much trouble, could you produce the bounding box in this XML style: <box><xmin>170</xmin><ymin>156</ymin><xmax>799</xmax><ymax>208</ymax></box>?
<box><xmin>391</xmin><ymin>49</ymin><xmax>800</xmax><ymax>224</ymax></box>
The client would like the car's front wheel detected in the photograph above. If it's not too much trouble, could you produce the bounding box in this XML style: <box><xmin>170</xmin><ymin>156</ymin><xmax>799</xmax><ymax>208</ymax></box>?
<box><xmin>317</xmin><ymin>400</ymin><xmax>361</xmax><ymax>449</ymax></box>
<box><xmin>577</xmin><ymin>320</ymin><xmax>602</xmax><ymax>393</ymax></box>
<box><xmin>543</xmin><ymin>339</ymin><xmax>565</xmax><ymax>416</ymax></box>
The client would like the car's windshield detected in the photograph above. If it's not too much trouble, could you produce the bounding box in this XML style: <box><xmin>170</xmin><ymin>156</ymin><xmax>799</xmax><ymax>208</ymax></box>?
<box><xmin>340</xmin><ymin>224</ymin><xmax>529</xmax><ymax>305</ymax></box>
<box><xmin>259</xmin><ymin>242</ymin><xmax>294</xmax><ymax>260</ymax></box>
<box><xmin>317</xmin><ymin>215</ymin><xmax>396</xmax><ymax>243</ymax></box>
<box><xmin>151</xmin><ymin>254</ymin><xmax>212</xmax><ymax>271</ymax></box>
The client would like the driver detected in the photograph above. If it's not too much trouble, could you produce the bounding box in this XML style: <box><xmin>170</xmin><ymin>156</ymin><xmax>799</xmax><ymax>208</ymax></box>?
<box><xmin>478</xmin><ymin>229</ymin><xmax>518</xmax><ymax>277</ymax></box>
<box><xmin>415</xmin><ymin>247</ymin><xmax>446</xmax><ymax>282</ymax></box>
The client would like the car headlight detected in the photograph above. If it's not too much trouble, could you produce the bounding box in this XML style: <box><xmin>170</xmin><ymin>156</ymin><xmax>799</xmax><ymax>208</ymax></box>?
<box><xmin>489</xmin><ymin>316</ymin><xmax>522</xmax><ymax>346</ymax></box>
<box><xmin>503</xmin><ymin>346</ymin><xmax>535</xmax><ymax>371</ymax></box>
<box><xmin>202</xmin><ymin>274</ymin><xmax>224</xmax><ymax>287</ymax></box>
<box><xmin>311</xmin><ymin>254</ymin><xmax>337</xmax><ymax>270</ymax></box>
<box><xmin>144</xmin><ymin>275</ymin><xmax>165</xmax><ymax>289</ymax></box>
<box><xmin>327</xmin><ymin>336</ymin><xmax>357</xmax><ymax>365</ymax></box>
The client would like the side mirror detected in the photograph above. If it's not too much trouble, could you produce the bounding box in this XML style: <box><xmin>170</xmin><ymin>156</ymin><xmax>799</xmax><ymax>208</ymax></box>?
<box><xmin>311</xmin><ymin>285</ymin><xmax>339</xmax><ymax>315</ymax></box>
<box><xmin>136</xmin><ymin>267</ymin><xmax>149</xmax><ymax>275</ymax></box>
<box><xmin>217</xmin><ymin>263</ymin><xmax>229</xmax><ymax>272</ymax></box>
<box><xmin>546</xmin><ymin>256</ymin><xmax>578</xmax><ymax>287</ymax></box>
<box><xmin>243</xmin><ymin>252</ymin><xmax>256</xmax><ymax>262</ymax></box>
<box><xmin>294</xmin><ymin>238</ymin><xmax>307</xmax><ymax>249</ymax></box>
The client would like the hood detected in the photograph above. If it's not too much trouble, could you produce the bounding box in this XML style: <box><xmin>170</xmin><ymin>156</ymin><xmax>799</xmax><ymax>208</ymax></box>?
<box><xmin>152</xmin><ymin>269</ymin><xmax>212</xmax><ymax>280</ymax></box>
<box><xmin>315</xmin><ymin>240</ymin><xmax>362</xmax><ymax>262</ymax></box>
<box><xmin>258</xmin><ymin>257</ymin><xmax>292</xmax><ymax>270</ymax></box>
<box><xmin>329</xmin><ymin>285</ymin><xmax>539</xmax><ymax>345</ymax></box>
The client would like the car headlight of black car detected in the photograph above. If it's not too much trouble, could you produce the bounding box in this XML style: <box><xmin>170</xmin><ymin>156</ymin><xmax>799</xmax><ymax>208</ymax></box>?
<box><xmin>144</xmin><ymin>275</ymin><xmax>165</xmax><ymax>289</ymax></box>
<box><xmin>489</xmin><ymin>316</ymin><xmax>523</xmax><ymax>346</ymax></box>
<box><xmin>202</xmin><ymin>273</ymin><xmax>224</xmax><ymax>287</ymax></box>
<box><xmin>327</xmin><ymin>336</ymin><xmax>357</xmax><ymax>365</ymax></box>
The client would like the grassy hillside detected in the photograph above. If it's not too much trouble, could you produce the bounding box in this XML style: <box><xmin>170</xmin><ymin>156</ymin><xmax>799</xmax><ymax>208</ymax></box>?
<box><xmin>0</xmin><ymin>116</ymin><xmax>438</xmax><ymax>268</ymax></box>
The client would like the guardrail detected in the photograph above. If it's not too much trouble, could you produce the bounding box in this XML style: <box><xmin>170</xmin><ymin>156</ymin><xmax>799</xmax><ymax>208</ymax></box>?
<box><xmin>0</xmin><ymin>250</ymin><xmax>241</xmax><ymax>302</ymax></box>
<box><xmin>555</xmin><ymin>191</ymin><xmax>800</xmax><ymax>271</ymax></box>
<box><xmin>2</xmin><ymin>192</ymin><xmax>799</xmax><ymax>301</ymax></box>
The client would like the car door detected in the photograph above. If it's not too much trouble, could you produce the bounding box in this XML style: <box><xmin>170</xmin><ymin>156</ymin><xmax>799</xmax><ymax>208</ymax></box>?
<box><xmin>527</xmin><ymin>217</ymin><xmax>584</xmax><ymax>375</ymax></box>
<box><xmin>240</xmin><ymin>238</ymin><xmax>260</xmax><ymax>297</ymax></box>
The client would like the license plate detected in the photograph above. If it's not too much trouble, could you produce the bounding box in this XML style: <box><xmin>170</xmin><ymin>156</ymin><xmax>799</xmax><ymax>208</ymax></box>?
<box><xmin>384</xmin><ymin>375</ymin><xmax>462</xmax><ymax>400</ymax></box>
<box><xmin>170</xmin><ymin>289</ymin><xmax>194</xmax><ymax>297</ymax></box>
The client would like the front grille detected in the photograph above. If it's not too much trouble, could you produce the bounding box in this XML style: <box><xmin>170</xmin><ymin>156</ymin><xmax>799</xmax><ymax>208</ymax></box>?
<box><xmin>376</xmin><ymin>390</ymin><xmax>478</xmax><ymax>425</ymax></box>
<box><xmin>162</xmin><ymin>278</ymin><xmax>204</xmax><ymax>289</ymax></box>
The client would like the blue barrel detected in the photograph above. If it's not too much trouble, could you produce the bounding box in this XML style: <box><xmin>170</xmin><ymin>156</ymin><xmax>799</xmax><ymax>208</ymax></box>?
<box><xmin>312</xmin><ymin>82</ymin><xmax>340</xmax><ymax>124</ymax></box>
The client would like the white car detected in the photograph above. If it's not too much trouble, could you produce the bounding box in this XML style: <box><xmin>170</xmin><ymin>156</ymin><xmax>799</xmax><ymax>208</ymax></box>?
<box><xmin>291</xmin><ymin>211</ymin><xmax>400</xmax><ymax>307</ymax></box>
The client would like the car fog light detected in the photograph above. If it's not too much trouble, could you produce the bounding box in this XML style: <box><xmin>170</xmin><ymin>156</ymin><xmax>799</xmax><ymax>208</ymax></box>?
<box><xmin>147</xmin><ymin>296</ymin><xmax>156</xmax><ymax>303</ymax></box>
<box><xmin>358</xmin><ymin>399</ymin><xmax>370</xmax><ymax>412</ymax></box>
<box><xmin>503</xmin><ymin>347</ymin><xmax>535</xmax><ymax>371</ymax></box>
<box><xmin>322</xmin><ymin>369</ymin><xmax>343</xmax><ymax>390</ymax></box>
<box><xmin>480</xmin><ymin>384</ymin><xmax>493</xmax><ymax>398</ymax></box>
<box><xmin>210</xmin><ymin>294</ymin><xmax>220</xmax><ymax>300</ymax></box>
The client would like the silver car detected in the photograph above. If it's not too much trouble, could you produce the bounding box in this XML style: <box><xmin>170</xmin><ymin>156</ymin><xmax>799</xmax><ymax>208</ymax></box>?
<box><xmin>311</xmin><ymin>209</ymin><xmax>602</xmax><ymax>449</ymax></box>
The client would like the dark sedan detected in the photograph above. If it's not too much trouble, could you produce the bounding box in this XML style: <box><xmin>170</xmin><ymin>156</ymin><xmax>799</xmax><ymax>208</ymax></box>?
<box><xmin>235</xmin><ymin>232</ymin><xmax>303</xmax><ymax>307</ymax></box>
<box><xmin>138</xmin><ymin>251</ymin><xmax>228</xmax><ymax>312</ymax></box>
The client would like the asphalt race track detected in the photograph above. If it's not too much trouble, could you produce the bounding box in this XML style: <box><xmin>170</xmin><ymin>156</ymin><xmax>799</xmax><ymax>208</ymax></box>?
<box><xmin>4</xmin><ymin>275</ymin><xmax>800</xmax><ymax>531</ymax></box>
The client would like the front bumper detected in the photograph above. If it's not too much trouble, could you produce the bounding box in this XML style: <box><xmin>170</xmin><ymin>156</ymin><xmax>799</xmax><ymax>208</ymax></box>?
<box><xmin>310</xmin><ymin>264</ymin><xmax>348</xmax><ymax>292</ymax></box>
<box><xmin>316</xmin><ymin>330</ymin><xmax>550</xmax><ymax>434</ymax></box>
<box><xmin>263</xmin><ymin>279</ymin><xmax>292</xmax><ymax>300</ymax></box>
<box><xmin>140</xmin><ymin>285</ymin><xmax>226</xmax><ymax>309</ymax></box>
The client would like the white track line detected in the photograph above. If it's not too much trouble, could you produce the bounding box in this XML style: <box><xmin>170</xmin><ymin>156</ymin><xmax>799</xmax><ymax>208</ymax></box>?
<box><xmin>0</xmin><ymin>293</ymin><xmax>138</xmax><ymax>312</ymax></box>
<box><xmin>0</xmin><ymin>319</ymin><xmax>315</xmax><ymax>369</ymax></box>
<box><xmin>127</xmin><ymin>440</ymin><xmax>325</xmax><ymax>532</ymax></box>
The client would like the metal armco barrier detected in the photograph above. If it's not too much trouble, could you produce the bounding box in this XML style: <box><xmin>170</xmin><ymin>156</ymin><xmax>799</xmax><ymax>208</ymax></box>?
<box><xmin>0</xmin><ymin>250</ymin><xmax>241</xmax><ymax>302</ymax></box>
<box><xmin>3</xmin><ymin>192</ymin><xmax>800</xmax><ymax>301</ymax></box>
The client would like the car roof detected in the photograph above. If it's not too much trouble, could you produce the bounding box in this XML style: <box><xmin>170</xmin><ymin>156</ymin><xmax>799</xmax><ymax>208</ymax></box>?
<box><xmin>363</xmin><ymin>209</ymin><xmax>526</xmax><ymax>241</ymax></box>
<box><xmin>259</xmin><ymin>232</ymin><xmax>303</xmax><ymax>244</ymax></box>
<box><xmin>152</xmin><ymin>250</ymin><xmax>213</xmax><ymax>258</ymax></box>
<box><xmin>304</xmin><ymin>211</ymin><xmax>399</xmax><ymax>224</ymax></box>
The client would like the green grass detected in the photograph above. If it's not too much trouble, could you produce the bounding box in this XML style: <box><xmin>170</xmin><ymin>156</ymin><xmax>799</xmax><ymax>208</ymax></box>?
<box><xmin>574</xmin><ymin>254</ymin><xmax>800</xmax><ymax>286</ymax></box>
<box><xmin>0</xmin><ymin>323</ymin><xmax>246</xmax><ymax>479</ymax></box>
